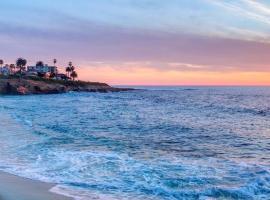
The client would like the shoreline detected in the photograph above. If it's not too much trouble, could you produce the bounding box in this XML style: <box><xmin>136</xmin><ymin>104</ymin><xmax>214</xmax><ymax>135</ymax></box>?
<box><xmin>0</xmin><ymin>77</ymin><xmax>133</xmax><ymax>95</ymax></box>
<box><xmin>0</xmin><ymin>171</ymin><xmax>73</xmax><ymax>200</ymax></box>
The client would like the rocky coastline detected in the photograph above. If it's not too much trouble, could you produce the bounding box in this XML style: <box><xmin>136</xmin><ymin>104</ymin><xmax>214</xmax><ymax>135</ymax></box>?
<box><xmin>0</xmin><ymin>77</ymin><xmax>132</xmax><ymax>95</ymax></box>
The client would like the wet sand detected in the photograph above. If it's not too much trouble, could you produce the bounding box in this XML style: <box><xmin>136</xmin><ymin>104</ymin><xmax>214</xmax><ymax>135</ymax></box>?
<box><xmin>0</xmin><ymin>171</ymin><xmax>73</xmax><ymax>200</ymax></box>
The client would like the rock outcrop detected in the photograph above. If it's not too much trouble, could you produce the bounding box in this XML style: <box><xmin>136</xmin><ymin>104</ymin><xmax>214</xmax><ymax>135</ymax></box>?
<box><xmin>0</xmin><ymin>78</ymin><xmax>132</xmax><ymax>95</ymax></box>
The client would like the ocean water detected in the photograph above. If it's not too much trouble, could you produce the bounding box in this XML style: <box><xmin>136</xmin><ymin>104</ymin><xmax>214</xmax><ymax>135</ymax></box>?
<box><xmin>0</xmin><ymin>87</ymin><xmax>270</xmax><ymax>200</ymax></box>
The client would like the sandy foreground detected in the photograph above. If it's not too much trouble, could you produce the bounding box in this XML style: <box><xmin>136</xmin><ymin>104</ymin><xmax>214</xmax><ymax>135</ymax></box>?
<box><xmin>0</xmin><ymin>171</ymin><xmax>73</xmax><ymax>200</ymax></box>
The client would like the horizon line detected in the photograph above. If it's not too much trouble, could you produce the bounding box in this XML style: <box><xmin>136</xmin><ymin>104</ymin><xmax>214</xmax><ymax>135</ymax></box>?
<box><xmin>113</xmin><ymin>84</ymin><xmax>270</xmax><ymax>87</ymax></box>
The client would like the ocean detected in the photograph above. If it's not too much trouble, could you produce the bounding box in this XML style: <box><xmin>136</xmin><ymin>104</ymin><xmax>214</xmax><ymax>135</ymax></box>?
<box><xmin>0</xmin><ymin>87</ymin><xmax>269</xmax><ymax>200</ymax></box>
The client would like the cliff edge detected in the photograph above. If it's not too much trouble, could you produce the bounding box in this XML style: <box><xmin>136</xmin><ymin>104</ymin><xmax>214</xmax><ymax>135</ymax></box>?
<box><xmin>0</xmin><ymin>78</ymin><xmax>131</xmax><ymax>95</ymax></box>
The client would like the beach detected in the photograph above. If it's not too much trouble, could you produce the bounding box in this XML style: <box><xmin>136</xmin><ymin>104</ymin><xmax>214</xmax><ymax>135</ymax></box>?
<box><xmin>0</xmin><ymin>171</ymin><xmax>72</xmax><ymax>200</ymax></box>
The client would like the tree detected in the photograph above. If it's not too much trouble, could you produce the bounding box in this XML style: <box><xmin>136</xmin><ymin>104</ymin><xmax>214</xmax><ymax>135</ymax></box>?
<box><xmin>0</xmin><ymin>59</ymin><xmax>3</xmax><ymax>68</ymax></box>
<box><xmin>66</xmin><ymin>66</ymin><xmax>71</xmax><ymax>78</ymax></box>
<box><xmin>36</xmin><ymin>61</ymin><xmax>44</xmax><ymax>66</ymax></box>
<box><xmin>53</xmin><ymin>59</ymin><xmax>57</xmax><ymax>66</ymax></box>
<box><xmin>70</xmin><ymin>65</ymin><xmax>75</xmax><ymax>72</ymax></box>
<box><xmin>37</xmin><ymin>72</ymin><xmax>45</xmax><ymax>78</ymax></box>
<box><xmin>50</xmin><ymin>72</ymin><xmax>56</xmax><ymax>79</ymax></box>
<box><xmin>70</xmin><ymin>71</ymin><xmax>78</xmax><ymax>81</ymax></box>
<box><xmin>66</xmin><ymin>62</ymin><xmax>73</xmax><ymax>78</ymax></box>
<box><xmin>68</xmin><ymin>62</ymin><xmax>72</xmax><ymax>68</ymax></box>
<box><xmin>16</xmin><ymin>58</ymin><xmax>27</xmax><ymax>76</ymax></box>
<box><xmin>9</xmin><ymin>64</ymin><xmax>16</xmax><ymax>74</ymax></box>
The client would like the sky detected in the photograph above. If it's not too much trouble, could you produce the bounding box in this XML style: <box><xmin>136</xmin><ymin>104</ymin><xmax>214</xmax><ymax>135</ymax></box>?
<box><xmin>0</xmin><ymin>0</ymin><xmax>270</xmax><ymax>85</ymax></box>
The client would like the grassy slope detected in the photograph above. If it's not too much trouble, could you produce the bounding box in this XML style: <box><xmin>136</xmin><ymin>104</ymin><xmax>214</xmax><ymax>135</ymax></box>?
<box><xmin>0</xmin><ymin>75</ymin><xmax>110</xmax><ymax>87</ymax></box>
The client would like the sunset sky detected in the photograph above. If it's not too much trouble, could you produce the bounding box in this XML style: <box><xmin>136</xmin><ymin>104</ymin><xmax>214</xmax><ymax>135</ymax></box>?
<box><xmin>1</xmin><ymin>0</ymin><xmax>270</xmax><ymax>85</ymax></box>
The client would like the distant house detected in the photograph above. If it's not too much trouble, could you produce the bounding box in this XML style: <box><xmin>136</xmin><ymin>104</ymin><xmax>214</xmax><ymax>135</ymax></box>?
<box><xmin>0</xmin><ymin>64</ymin><xmax>11</xmax><ymax>76</ymax></box>
<box><xmin>27</xmin><ymin>65</ymin><xmax>58</xmax><ymax>74</ymax></box>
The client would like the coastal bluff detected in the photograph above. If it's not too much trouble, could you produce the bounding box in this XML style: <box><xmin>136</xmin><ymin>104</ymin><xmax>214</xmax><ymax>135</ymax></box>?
<box><xmin>0</xmin><ymin>78</ymin><xmax>131</xmax><ymax>95</ymax></box>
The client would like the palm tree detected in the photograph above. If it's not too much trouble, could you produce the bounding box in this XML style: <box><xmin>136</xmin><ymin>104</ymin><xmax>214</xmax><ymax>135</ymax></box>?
<box><xmin>53</xmin><ymin>59</ymin><xmax>58</xmax><ymax>76</ymax></box>
<box><xmin>0</xmin><ymin>59</ymin><xmax>4</xmax><ymax>68</ymax></box>
<box><xmin>66</xmin><ymin>62</ymin><xmax>73</xmax><ymax>78</ymax></box>
<box><xmin>0</xmin><ymin>60</ymin><xmax>3</xmax><ymax>76</ymax></box>
<box><xmin>70</xmin><ymin>71</ymin><xmax>78</xmax><ymax>81</ymax></box>
<box><xmin>68</xmin><ymin>62</ymin><xmax>72</xmax><ymax>68</ymax></box>
<box><xmin>70</xmin><ymin>65</ymin><xmax>75</xmax><ymax>72</ymax></box>
<box><xmin>53</xmin><ymin>59</ymin><xmax>57</xmax><ymax>66</ymax></box>
<box><xmin>66</xmin><ymin>66</ymin><xmax>71</xmax><ymax>78</ymax></box>
<box><xmin>16</xmin><ymin>58</ymin><xmax>27</xmax><ymax>76</ymax></box>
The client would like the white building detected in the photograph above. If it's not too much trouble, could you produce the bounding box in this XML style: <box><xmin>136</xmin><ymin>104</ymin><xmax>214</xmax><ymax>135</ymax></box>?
<box><xmin>0</xmin><ymin>65</ymin><xmax>11</xmax><ymax>76</ymax></box>
<box><xmin>27</xmin><ymin>65</ymin><xmax>58</xmax><ymax>74</ymax></box>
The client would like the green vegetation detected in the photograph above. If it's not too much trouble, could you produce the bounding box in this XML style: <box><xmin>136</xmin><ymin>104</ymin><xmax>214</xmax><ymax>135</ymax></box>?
<box><xmin>16</xmin><ymin>58</ymin><xmax>27</xmax><ymax>76</ymax></box>
<box><xmin>0</xmin><ymin>74</ymin><xmax>108</xmax><ymax>87</ymax></box>
<box><xmin>1</xmin><ymin>57</ymin><xmax>79</xmax><ymax>81</ymax></box>
<box><xmin>31</xmin><ymin>77</ymin><xmax>108</xmax><ymax>87</ymax></box>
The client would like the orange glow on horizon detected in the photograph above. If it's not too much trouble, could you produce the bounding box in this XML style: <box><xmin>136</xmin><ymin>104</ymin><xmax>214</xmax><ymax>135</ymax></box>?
<box><xmin>77</xmin><ymin>66</ymin><xmax>270</xmax><ymax>86</ymax></box>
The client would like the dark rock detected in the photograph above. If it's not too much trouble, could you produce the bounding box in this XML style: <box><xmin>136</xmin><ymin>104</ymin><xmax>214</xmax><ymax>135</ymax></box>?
<box><xmin>0</xmin><ymin>78</ymin><xmax>133</xmax><ymax>95</ymax></box>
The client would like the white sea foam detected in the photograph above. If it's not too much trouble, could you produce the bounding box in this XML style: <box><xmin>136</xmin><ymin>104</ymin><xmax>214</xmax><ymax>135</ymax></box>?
<box><xmin>50</xmin><ymin>185</ymin><xmax>149</xmax><ymax>200</ymax></box>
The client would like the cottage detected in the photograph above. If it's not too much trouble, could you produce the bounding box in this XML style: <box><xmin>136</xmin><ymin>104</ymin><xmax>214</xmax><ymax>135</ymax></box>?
<box><xmin>27</xmin><ymin>65</ymin><xmax>58</xmax><ymax>74</ymax></box>
<box><xmin>0</xmin><ymin>64</ymin><xmax>11</xmax><ymax>76</ymax></box>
